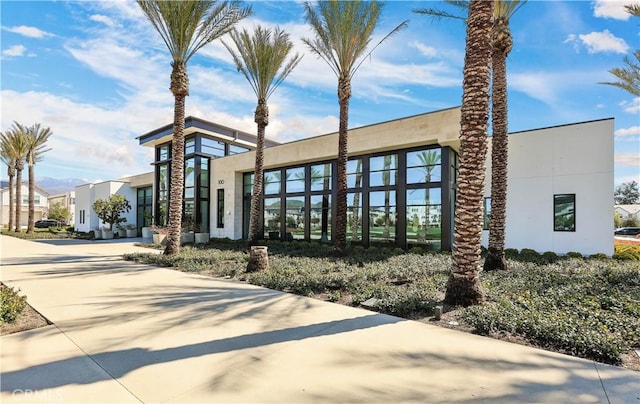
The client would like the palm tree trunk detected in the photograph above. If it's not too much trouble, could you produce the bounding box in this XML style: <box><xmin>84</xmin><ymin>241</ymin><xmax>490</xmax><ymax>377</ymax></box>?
<box><xmin>7</xmin><ymin>170</ymin><xmax>15</xmax><ymax>231</ymax></box>
<box><xmin>248</xmin><ymin>99</ymin><xmax>268</xmax><ymax>245</ymax></box>
<box><xmin>335</xmin><ymin>76</ymin><xmax>351</xmax><ymax>254</ymax></box>
<box><xmin>485</xmin><ymin>21</ymin><xmax>510</xmax><ymax>272</ymax></box>
<box><xmin>14</xmin><ymin>166</ymin><xmax>23</xmax><ymax>232</ymax></box>
<box><xmin>27</xmin><ymin>158</ymin><xmax>35</xmax><ymax>234</ymax></box>
<box><xmin>164</xmin><ymin>62</ymin><xmax>188</xmax><ymax>256</ymax></box>
<box><xmin>444</xmin><ymin>0</ymin><xmax>493</xmax><ymax>306</ymax></box>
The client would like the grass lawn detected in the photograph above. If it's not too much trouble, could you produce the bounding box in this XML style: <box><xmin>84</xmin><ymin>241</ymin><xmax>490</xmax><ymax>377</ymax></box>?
<box><xmin>124</xmin><ymin>239</ymin><xmax>640</xmax><ymax>370</ymax></box>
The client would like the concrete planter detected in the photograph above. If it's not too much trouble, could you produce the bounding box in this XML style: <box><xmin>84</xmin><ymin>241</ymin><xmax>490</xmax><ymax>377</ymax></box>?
<box><xmin>181</xmin><ymin>232</ymin><xmax>195</xmax><ymax>245</ymax></box>
<box><xmin>153</xmin><ymin>233</ymin><xmax>167</xmax><ymax>246</ymax></box>
<box><xmin>102</xmin><ymin>230</ymin><xmax>114</xmax><ymax>240</ymax></box>
<box><xmin>93</xmin><ymin>229</ymin><xmax>102</xmax><ymax>240</ymax></box>
<box><xmin>141</xmin><ymin>227</ymin><xmax>153</xmax><ymax>240</ymax></box>
<box><xmin>194</xmin><ymin>233</ymin><xmax>209</xmax><ymax>244</ymax></box>
<box><xmin>118</xmin><ymin>229</ymin><xmax>127</xmax><ymax>238</ymax></box>
<box><xmin>126</xmin><ymin>229</ymin><xmax>137</xmax><ymax>238</ymax></box>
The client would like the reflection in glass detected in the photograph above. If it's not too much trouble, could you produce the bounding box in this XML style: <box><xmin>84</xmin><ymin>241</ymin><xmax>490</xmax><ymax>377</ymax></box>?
<box><xmin>264</xmin><ymin>197</ymin><xmax>281</xmax><ymax>239</ymax></box>
<box><xmin>285</xmin><ymin>196</ymin><xmax>305</xmax><ymax>239</ymax></box>
<box><xmin>310</xmin><ymin>194</ymin><xmax>331</xmax><ymax>242</ymax></box>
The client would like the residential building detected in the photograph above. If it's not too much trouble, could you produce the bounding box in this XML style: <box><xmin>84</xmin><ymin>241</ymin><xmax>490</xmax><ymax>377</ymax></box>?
<box><xmin>74</xmin><ymin>108</ymin><xmax>614</xmax><ymax>255</ymax></box>
<box><xmin>615</xmin><ymin>204</ymin><xmax>640</xmax><ymax>223</ymax></box>
<box><xmin>0</xmin><ymin>182</ymin><xmax>49</xmax><ymax>227</ymax></box>
<box><xmin>48</xmin><ymin>191</ymin><xmax>76</xmax><ymax>225</ymax></box>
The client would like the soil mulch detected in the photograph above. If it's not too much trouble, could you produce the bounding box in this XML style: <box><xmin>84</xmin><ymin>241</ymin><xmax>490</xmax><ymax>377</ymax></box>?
<box><xmin>1</xmin><ymin>302</ymin><xmax>50</xmax><ymax>336</ymax></box>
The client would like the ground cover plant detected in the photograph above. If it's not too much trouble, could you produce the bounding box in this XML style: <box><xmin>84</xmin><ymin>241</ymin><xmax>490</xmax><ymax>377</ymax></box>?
<box><xmin>1</xmin><ymin>284</ymin><xmax>27</xmax><ymax>323</ymax></box>
<box><xmin>124</xmin><ymin>239</ymin><xmax>640</xmax><ymax>369</ymax></box>
<box><xmin>0</xmin><ymin>227</ymin><xmax>81</xmax><ymax>240</ymax></box>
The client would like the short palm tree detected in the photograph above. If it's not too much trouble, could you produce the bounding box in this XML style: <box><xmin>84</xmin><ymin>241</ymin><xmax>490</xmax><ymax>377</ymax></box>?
<box><xmin>137</xmin><ymin>0</ymin><xmax>251</xmax><ymax>255</ymax></box>
<box><xmin>0</xmin><ymin>131</ymin><xmax>18</xmax><ymax>231</ymax></box>
<box><xmin>25</xmin><ymin>123</ymin><xmax>52</xmax><ymax>234</ymax></box>
<box><xmin>302</xmin><ymin>0</ymin><xmax>407</xmax><ymax>254</ymax></box>
<box><xmin>223</xmin><ymin>25</ymin><xmax>302</xmax><ymax>245</ymax></box>
<box><xmin>484</xmin><ymin>0</ymin><xmax>525</xmax><ymax>272</ymax></box>
<box><xmin>444</xmin><ymin>0</ymin><xmax>493</xmax><ymax>306</ymax></box>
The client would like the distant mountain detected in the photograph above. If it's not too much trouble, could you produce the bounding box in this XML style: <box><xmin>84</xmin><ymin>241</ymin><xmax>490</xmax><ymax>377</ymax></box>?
<box><xmin>37</xmin><ymin>177</ymin><xmax>86</xmax><ymax>195</ymax></box>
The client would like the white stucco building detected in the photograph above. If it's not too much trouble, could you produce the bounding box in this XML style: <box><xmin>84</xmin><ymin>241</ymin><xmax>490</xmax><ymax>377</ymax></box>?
<box><xmin>48</xmin><ymin>191</ymin><xmax>76</xmax><ymax>225</ymax></box>
<box><xmin>74</xmin><ymin>109</ymin><xmax>614</xmax><ymax>255</ymax></box>
<box><xmin>0</xmin><ymin>182</ymin><xmax>49</xmax><ymax>227</ymax></box>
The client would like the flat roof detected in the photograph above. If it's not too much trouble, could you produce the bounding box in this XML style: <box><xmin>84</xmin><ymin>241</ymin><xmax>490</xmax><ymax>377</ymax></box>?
<box><xmin>137</xmin><ymin>116</ymin><xmax>280</xmax><ymax>149</ymax></box>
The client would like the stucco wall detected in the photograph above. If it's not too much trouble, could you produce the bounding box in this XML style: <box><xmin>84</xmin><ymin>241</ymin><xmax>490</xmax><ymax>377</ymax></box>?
<box><xmin>482</xmin><ymin>118</ymin><xmax>614</xmax><ymax>255</ymax></box>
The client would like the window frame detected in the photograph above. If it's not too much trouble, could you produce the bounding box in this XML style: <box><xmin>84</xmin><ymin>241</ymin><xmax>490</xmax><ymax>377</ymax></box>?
<box><xmin>553</xmin><ymin>193</ymin><xmax>576</xmax><ymax>232</ymax></box>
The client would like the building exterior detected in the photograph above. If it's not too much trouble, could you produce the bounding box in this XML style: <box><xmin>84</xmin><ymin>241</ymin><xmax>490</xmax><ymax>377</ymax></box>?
<box><xmin>481</xmin><ymin>118</ymin><xmax>614</xmax><ymax>255</ymax></box>
<box><xmin>74</xmin><ymin>109</ymin><xmax>614</xmax><ymax>255</ymax></box>
<box><xmin>0</xmin><ymin>182</ymin><xmax>49</xmax><ymax>227</ymax></box>
<box><xmin>615</xmin><ymin>204</ymin><xmax>640</xmax><ymax>223</ymax></box>
<box><xmin>48</xmin><ymin>191</ymin><xmax>76</xmax><ymax>225</ymax></box>
<box><xmin>74</xmin><ymin>172</ymin><xmax>152</xmax><ymax>234</ymax></box>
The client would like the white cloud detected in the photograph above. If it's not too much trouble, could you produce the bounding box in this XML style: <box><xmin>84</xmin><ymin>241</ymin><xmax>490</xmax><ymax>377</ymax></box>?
<box><xmin>620</xmin><ymin>98</ymin><xmax>640</xmax><ymax>114</ymax></box>
<box><xmin>615</xmin><ymin>153</ymin><xmax>640</xmax><ymax>167</ymax></box>
<box><xmin>89</xmin><ymin>14</ymin><xmax>116</xmax><ymax>28</ymax></box>
<box><xmin>615</xmin><ymin>126</ymin><xmax>640</xmax><ymax>138</ymax></box>
<box><xmin>409</xmin><ymin>41</ymin><xmax>438</xmax><ymax>58</ymax></box>
<box><xmin>578</xmin><ymin>30</ymin><xmax>629</xmax><ymax>54</ymax></box>
<box><xmin>5</xmin><ymin>25</ymin><xmax>53</xmax><ymax>38</ymax></box>
<box><xmin>2</xmin><ymin>45</ymin><xmax>26</xmax><ymax>57</ymax></box>
<box><xmin>593</xmin><ymin>0</ymin><xmax>640</xmax><ymax>20</ymax></box>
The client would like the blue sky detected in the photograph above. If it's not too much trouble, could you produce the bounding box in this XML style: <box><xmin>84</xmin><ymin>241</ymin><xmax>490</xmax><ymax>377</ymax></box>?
<box><xmin>1</xmin><ymin>0</ymin><xmax>639</xmax><ymax>187</ymax></box>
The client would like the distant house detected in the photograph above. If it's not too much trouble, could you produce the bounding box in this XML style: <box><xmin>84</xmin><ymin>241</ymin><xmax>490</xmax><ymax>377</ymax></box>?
<box><xmin>48</xmin><ymin>191</ymin><xmax>76</xmax><ymax>225</ymax></box>
<box><xmin>0</xmin><ymin>182</ymin><xmax>50</xmax><ymax>227</ymax></box>
<box><xmin>615</xmin><ymin>204</ymin><xmax>640</xmax><ymax>222</ymax></box>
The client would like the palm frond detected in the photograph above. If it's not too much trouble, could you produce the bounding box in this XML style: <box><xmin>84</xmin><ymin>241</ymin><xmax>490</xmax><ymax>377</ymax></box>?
<box><xmin>600</xmin><ymin>50</ymin><xmax>640</xmax><ymax>97</ymax></box>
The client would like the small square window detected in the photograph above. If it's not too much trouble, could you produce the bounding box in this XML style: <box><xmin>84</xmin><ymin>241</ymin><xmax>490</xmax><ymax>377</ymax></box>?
<box><xmin>554</xmin><ymin>194</ymin><xmax>575</xmax><ymax>232</ymax></box>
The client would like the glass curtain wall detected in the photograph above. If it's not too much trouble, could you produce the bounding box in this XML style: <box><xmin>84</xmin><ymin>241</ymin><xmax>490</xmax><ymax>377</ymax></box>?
<box><xmin>242</xmin><ymin>145</ymin><xmax>455</xmax><ymax>250</ymax></box>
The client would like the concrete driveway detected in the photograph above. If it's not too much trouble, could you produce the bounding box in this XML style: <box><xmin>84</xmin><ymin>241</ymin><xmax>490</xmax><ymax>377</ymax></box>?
<box><xmin>1</xmin><ymin>235</ymin><xmax>638</xmax><ymax>403</ymax></box>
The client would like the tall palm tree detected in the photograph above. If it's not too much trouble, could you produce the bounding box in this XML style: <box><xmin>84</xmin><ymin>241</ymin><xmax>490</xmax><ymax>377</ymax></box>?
<box><xmin>0</xmin><ymin>131</ymin><xmax>18</xmax><ymax>231</ymax></box>
<box><xmin>444</xmin><ymin>0</ymin><xmax>493</xmax><ymax>306</ymax></box>
<box><xmin>223</xmin><ymin>25</ymin><xmax>301</xmax><ymax>245</ymax></box>
<box><xmin>484</xmin><ymin>0</ymin><xmax>525</xmax><ymax>271</ymax></box>
<box><xmin>4</xmin><ymin>123</ymin><xmax>30</xmax><ymax>233</ymax></box>
<box><xmin>138</xmin><ymin>0</ymin><xmax>251</xmax><ymax>255</ymax></box>
<box><xmin>25</xmin><ymin>123</ymin><xmax>52</xmax><ymax>234</ymax></box>
<box><xmin>302</xmin><ymin>0</ymin><xmax>407</xmax><ymax>254</ymax></box>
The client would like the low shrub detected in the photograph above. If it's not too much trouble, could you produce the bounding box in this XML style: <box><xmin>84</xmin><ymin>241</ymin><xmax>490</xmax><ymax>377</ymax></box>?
<box><xmin>504</xmin><ymin>248</ymin><xmax>519</xmax><ymax>259</ymax></box>
<box><xmin>566</xmin><ymin>251</ymin><xmax>583</xmax><ymax>259</ymax></box>
<box><xmin>541</xmin><ymin>251</ymin><xmax>559</xmax><ymax>264</ymax></box>
<box><xmin>1</xmin><ymin>284</ymin><xmax>27</xmax><ymax>323</ymax></box>
<box><xmin>519</xmin><ymin>248</ymin><xmax>540</xmax><ymax>262</ymax></box>
<box><xmin>588</xmin><ymin>253</ymin><xmax>608</xmax><ymax>260</ymax></box>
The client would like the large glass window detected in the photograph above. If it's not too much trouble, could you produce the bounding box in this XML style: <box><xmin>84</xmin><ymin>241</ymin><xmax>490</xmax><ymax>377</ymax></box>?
<box><xmin>285</xmin><ymin>196</ymin><xmax>305</xmax><ymax>240</ymax></box>
<box><xmin>286</xmin><ymin>167</ymin><xmax>305</xmax><ymax>194</ymax></box>
<box><xmin>202</xmin><ymin>138</ymin><xmax>225</xmax><ymax>157</ymax></box>
<box><xmin>310</xmin><ymin>163</ymin><xmax>331</xmax><ymax>192</ymax></box>
<box><xmin>554</xmin><ymin>194</ymin><xmax>575</xmax><ymax>231</ymax></box>
<box><xmin>370</xmin><ymin>154</ymin><xmax>397</xmax><ymax>187</ymax></box>
<box><xmin>264</xmin><ymin>170</ymin><xmax>281</xmax><ymax>195</ymax></box>
<box><xmin>310</xmin><ymin>194</ymin><xmax>331</xmax><ymax>242</ymax></box>
<box><xmin>185</xmin><ymin>137</ymin><xmax>195</xmax><ymax>155</ymax></box>
<box><xmin>159</xmin><ymin>144</ymin><xmax>169</xmax><ymax>161</ymax></box>
<box><xmin>185</xmin><ymin>158</ymin><xmax>195</xmax><ymax>198</ymax></box>
<box><xmin>347</xmin><ymin>192</ymin><xmax>363</xmax><ymax>242</ymax></box>
<box><xmin>370</xmin><ymin>190</ymin><xmax>396</xmax><ymax>243</ymax></box>
<box><xmin>407</xmin><ymin>149</ymin><xmax>441</xmax><ymax>184</ymax></box>
<box><xmin>264</xmin><ymin>197</ymin><xmax>281</xmax><ymax>239</ymax></box>
<box><xmin>347</xmin><ymin>159</ymin><xmax>363</xmax><ymax>188</ymax></box>
<box><xmin>137</xmin><ymin>187</ymin><xmax>153</xmax><ymax>233</ymax></box>
<box><xmin>229</xmin><ymin>144</ymin><xmax>250</xmax><ymax>155</ymax></box>
<box><xmin>406</xmin><ymin>188</ymin><xmax>441</xmax><ymax>250</ymax></box>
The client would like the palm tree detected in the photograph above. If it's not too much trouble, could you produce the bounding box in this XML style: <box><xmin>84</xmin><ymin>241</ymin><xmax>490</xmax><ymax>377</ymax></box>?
<box><xmin>600</xmin><ymin>50</ymin><xmax>640</xmax><ymax>97</ymax></box>
<box><xmin>484</xmin><ymin>0</ymin><xmax>525</xmax><ymax>272</ymax></box>
<box><xmin>444</xmin><ymin>0</ymin><xmax>493</xmax><ymax>306</ymax></box>
<box><xmin>600</xmin><ymin>5</ymin><xmax>638</xmax><ymax>96</ymax></box>
<box><xmin>0</xmin><ymin>131</ymin><xmax>18</xmax><ymax>231</ymax></box>
<box><xmin>3</xmin><ymin>123</ymin><xmax>30</xmax><ymax>233</ymax></box>
<box><xmin>302</xmin><ymin>0</ymin><xmax>407</xmax><ymax>254</ymax></box>
<box><xmin>25</xmin><ymin>123</ymin><xmax>52</xmax><ymax>234</ymax></box>
<box><xmin>223</xmin><ymin>25</ymin><xmax>301</xmax><ymax>246</ymax></box>
<box><xmin>137</xmin><ymin>0</ymin><xmax>251</xmax><ymax>255</ymax></box>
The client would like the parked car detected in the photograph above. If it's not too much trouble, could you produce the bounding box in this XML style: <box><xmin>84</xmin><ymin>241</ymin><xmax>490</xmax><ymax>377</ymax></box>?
<box><xmin>35</xmin><ymin>219</ymin><xmax>61</xmax><ymax>228</ymax></box>
<box><xmin>614</xmin><ymin>227</ymin><xmax>640</xmax><ymax>236</ymax></box>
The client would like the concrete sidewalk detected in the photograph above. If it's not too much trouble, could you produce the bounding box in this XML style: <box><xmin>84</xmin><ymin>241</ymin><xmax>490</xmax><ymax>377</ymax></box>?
<box><xmin>1</xmin><ymin>235</ymin><xmax>638</xmax><ymax>403</ymax></box>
